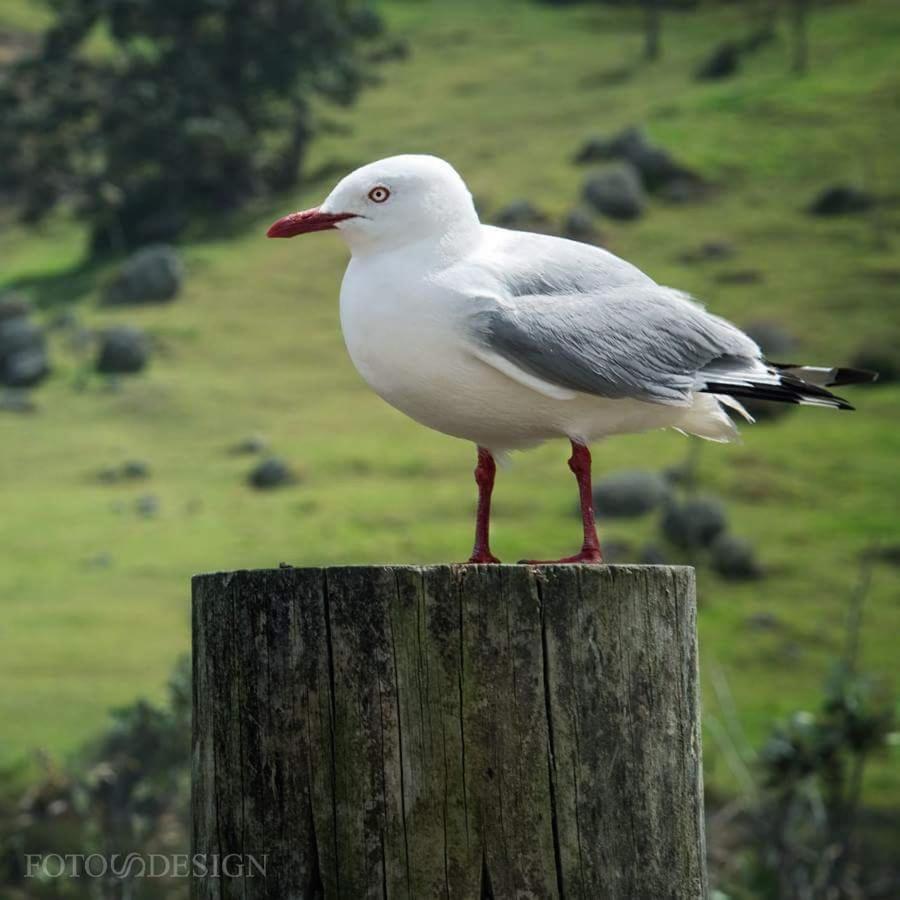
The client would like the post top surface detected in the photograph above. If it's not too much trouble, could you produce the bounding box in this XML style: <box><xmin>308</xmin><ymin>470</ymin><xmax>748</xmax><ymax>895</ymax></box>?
<box><xmin>192</xmin><ymin>563</ymin><xmax>694</xmax><ymax>584</ymax></box>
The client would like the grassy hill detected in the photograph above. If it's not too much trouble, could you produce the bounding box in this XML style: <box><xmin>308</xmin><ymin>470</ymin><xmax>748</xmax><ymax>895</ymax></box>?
<box><xmin>1</xmin><ymin>0</ymin><xmax>898</xmax><ymax>806</ymax></box>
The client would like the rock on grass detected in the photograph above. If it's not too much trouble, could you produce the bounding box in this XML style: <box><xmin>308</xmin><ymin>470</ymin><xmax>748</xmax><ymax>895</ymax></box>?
<box><xmin>493</xmin><ymin>199</ymin><xmax>548</xmax><ymax>230</ymax></box>
<box><xmin>0</xmin><ymin>295</ymin><xmax>50</xmax><ymax>388</ymax></box>
<box><xmin>96</xmin><ymin>327</ymin><xmax>151</xmax><ymax>374</ymax></box>
<box><xmin>850</xmin><ymin>339</ymin><xmax>898</xmax><ymax>384</ymax></box>
<box><xmin>709</xmin><ymin>533</ymin><xmax>762</xmax><ymax>580</ymax></box>
<box><xmin>678</xmin><ymin>240</ymin><xmax>735</xmax><ymax>264</ymax></box>
<box><xmin>582</xmin><ymin>164</ymin><xmax>645</xmax><ymax>220</ymax></box>
<box><xmin>248</xmin><ymin>457</ymin><xmax>297</xmax><ymax>490</ymax></box>
<box><xmin>808</xmin><ymin>185</ymin><xmax>874</xmax><ymax>216</ymax></box>
<box><xmin>103</xmin><ymin>245</ymin><xmax>184</xmax><ymax>306</ymax></box>
<box><xmin>661</xmin><ymin>496</ymin><xmax>727</xmax><ymax>549</ymax></box>
<box><xmin>695</xmin><ymin>42</ymin><xmax>740</xmax><ymax>80</ymax></box>
<box><xmin>561</xmin><ymin>207</ymin><xmax>601</xmax><ymax>243</ymax></box>
<box><xmin>742</xmin><ymin>321</ymin><xmax>798</xmax><ymax>358</ymax></box>
<box><xmin>592</xmin><ymin>470</ymin><xmax>671</xmax><ymax>518</ymax></box>
<box><xmin>575</xmin><ymin>126</ymin><xmax>702</xmax><ymax>196</ymax></box>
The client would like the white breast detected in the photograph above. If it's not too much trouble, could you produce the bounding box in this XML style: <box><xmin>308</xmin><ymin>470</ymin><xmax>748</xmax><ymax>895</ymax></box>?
<box><xmin>339</xmin><ymin>256</ymin><xmax>458</xmax><ymax>407</ymax></box>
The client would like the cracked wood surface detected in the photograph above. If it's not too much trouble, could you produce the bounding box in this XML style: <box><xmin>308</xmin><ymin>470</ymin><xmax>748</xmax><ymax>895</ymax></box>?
<box><xmin>192</xmin><ymin>565</ymin><xmax>706</xmax><ymax>899</ymax></box>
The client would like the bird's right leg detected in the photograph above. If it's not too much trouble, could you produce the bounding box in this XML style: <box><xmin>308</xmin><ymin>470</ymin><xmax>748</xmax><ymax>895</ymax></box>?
<box><xmin>466</xmin><ymin>446</ymin><xmax>501</xmax><ymax>564</ymax></box>
<box><xmin>520</xmin><ymin>441</ymin><xmax>603</xmax><ymax>564</ymax></box>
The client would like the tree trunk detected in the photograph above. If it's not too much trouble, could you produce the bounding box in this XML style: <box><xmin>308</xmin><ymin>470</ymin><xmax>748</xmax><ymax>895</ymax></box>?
<box><xmin>192</xmin><ymin>564</ymin><xmax>707</xmax><ymax>898</ymax></box>
<box><xmin>791</xmin><ymin>0</ymin><xmax>809</xmax><ymax>74</ymax></box>
<box><xmin>643</xmin><ymin>0</ymin><xmax>662</xmax><ymax>62</ymax></box>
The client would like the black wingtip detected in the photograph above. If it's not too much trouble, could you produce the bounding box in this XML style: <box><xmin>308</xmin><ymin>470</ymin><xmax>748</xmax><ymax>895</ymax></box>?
<box><xmin>830</xmin><ymin>367</ymin><xmax>878</xmax><ymax>386</ymax></box>
<box><xmin>770</xmin><ymin>362</ymin><xmax>878</xmax><ymax>387</ymax></box>
<box><xmin>702</xmin><ymin>378</ymin><xmax>856</xmax><ymax>411</ymax></box>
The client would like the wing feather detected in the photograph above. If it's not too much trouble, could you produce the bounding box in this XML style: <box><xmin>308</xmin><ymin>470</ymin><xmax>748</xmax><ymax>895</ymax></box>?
<box><xmin>467</xmin><ymin>283</ymin><xmax>760</xmax><ymax>406</ymax></box>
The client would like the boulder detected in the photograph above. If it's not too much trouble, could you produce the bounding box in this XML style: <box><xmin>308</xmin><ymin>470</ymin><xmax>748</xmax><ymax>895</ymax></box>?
<box><xmin>696</xmin><ymin>42</ymin><xmax>740</xmax><ymax>80</ymax></box>
<box><xmin>494</xmin><ymin>199</ymin><xmax>548</xmax><ymax>230</ymax></box>
<box><xmin>592</xmin><ymin>470</ymin><xmax>671</xmax><ymax>518</ymax></box>
<box><xmin>95</xmin><ymin>327</ymin><xmax>151</xmax><ymax>374</ymax></box>
<box><xmin>661</xmin><ymin>496</ymin><xmax>727</xmax><ymax>549</ymax></box>
<box><xmin>98</xmin><ymin>460</ymin><xmax>151</xmax><ymax>483</ymax></box>
<box><xmin>0</xmin><ymin>292</ymin><xmax>31</xmax><ymax>320</ymax></box>
<box><xmin>582</xmin><ymin>164</ymin><xmax>646</xmax><ymax>220</ymax></box>
<box><xmin>575</xmin><ymin>126</ymin><xmax>702</xmax><ymax>194</ymax></box>
<box><xmin>248</xmin><ymin>457</ymin><xmax>296</xmax><ymax>490</ymax></box>
<box><xmin>808</xmin><ymin>186</ymin><xmax>874</xmax><ymax>217</ymax></box>
<box><xmin>709</xmin><ymin>533</ymin><xmax>762</xmax><ymax>580</ymax></box>
<box><xmin>47</xmin><ymin>310</ymin><xmax>80</xmax><ymax>332</ymax></box>
<box><xmin>715</xmin><ymin>269</ymin><xmax>763</xmax><ymax>285</ymax></box>
<box><xmin>561</xmin><ymin>207</ymin><xmax>601</xmax><ymax>243</ymax></box>
<box><xmin>639</xmin><ymin>544</ymin><xmax>669</xmax><ymax>565</ymax></box>
<box><xmin>0</xmin><ymin>300</ymin><xmax>50</xmax><ymax>388</ymax></box>
<box><xmin>122</xmin><ymin>459</ymin><xmax>150</xmax><ymax>480</ymax></box>
<box><xmin>230</xmin><ymin>434</ymin><xmax>269</xmax><ymax>455</ymax></box>
<box><xmin>102</xmin><ymin>245</ymin><xmax>184</xmax><ymax>306</ymax></box>
<box><xmin>0</xmin><ymin>389</ymin><xmax>37</xmax><ymax>414</ymax></box>
<box><xmin>659</xmin><ymin>177</ymin><xmax>708</xmax><ymax>204</ymax></box>
<box><xmin>600</xmin><ymin>539</ymin><xmax>633</xmax><ymax>564</ymax></box>
<box><xmin>742</xmin><ymin>321</ymin><xmax>798</xmax><ymax>358</ymax></box>
<box><xmin>347</xmin><ymin>7</ymin><xmax>384</xmax><ymax>38</ymax></box>
<box><xmin>617</xmin><ymin>133</ymin><xmax>694</xmax><ymax>192</ymax></box>
<box><xmin>863</xmin><ymin>544</ymin><xmax>900</xmax><ymax>567</ymax></box>
<box><xmin>573</xmin><ymin>135</ymin><xmax>617</xmax><ymax>165</ymax></box>
<box><xmin>678</xmin><ymin>240</ymin><xmax>735</xmax><ymax>264</ymax></box>
<box><xmin>746</xmin><ymin>611</ymin><xmax>781</xmax><ymax>631</ymax></box>
<box><xmin>135</xmin><ymin>494</ymin><xmax>160</xmax><ymax>518</ymax></box>
<box><xmin>367</xmin><ymin>38</ymin><xmax>410</xmax><ymax>63</ymax></box>
<box><xmin>850</xmin><ymin>339</ymin><xmax>899</xmax><ymax>384</ymax></box>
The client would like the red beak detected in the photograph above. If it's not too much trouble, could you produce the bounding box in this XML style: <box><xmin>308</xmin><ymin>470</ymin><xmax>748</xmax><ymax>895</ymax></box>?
<box><xmin>266</xmin><ymin>208</ymin><xmax>357</xmax><ymax>238</ymax></box>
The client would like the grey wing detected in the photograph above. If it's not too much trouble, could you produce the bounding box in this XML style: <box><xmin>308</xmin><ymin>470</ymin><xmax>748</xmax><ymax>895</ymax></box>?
<box><xmin>467</xmin><ymin>282</ymin><xmax>764</xmax><ymax>407</ymax></box>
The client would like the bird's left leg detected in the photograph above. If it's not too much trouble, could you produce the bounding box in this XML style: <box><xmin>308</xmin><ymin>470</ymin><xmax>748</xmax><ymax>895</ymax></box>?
<box><xmin>465</xmin><ymin>446</ymin><xmax>501</xmax><ymax>564</ymax></box>
<box><xmin>521</xmin><ymin>440</ymin><xmax>603</xmax><ymax>564</ymax></box>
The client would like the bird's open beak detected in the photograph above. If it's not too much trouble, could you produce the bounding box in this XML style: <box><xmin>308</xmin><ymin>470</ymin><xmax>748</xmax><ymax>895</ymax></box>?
<box><xmin>266</xmin><ymin>208</ymin><xmax>357</xmax><ymax>238</ymax></box>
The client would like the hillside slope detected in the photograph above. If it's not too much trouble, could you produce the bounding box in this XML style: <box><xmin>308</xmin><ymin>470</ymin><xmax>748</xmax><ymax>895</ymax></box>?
<box><xmin>1</xmin><ymin>0</ymin><xmax>898</xmax><ymax>802</ymax></box>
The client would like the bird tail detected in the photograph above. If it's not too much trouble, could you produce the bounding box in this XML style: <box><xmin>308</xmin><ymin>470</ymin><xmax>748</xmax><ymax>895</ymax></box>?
<box><xmin>697</xmin><ymin>359</ymin><xmax>877</xmax><ymax>412</ymax></box>
<box><xmin>769</xmin><ymin>363</ymin><xmax>878</xmax><ymax>388</ymax></box>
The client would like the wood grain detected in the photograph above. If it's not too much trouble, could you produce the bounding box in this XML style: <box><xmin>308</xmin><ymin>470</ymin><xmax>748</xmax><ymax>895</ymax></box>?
<box><xmin>192</xmin><ymin>565</ymin><xmax>706</xmax><ymax>899</ymax></box>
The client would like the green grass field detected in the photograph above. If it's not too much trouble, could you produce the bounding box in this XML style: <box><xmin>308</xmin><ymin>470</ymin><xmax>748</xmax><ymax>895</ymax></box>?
<box><xmin>1</xmin><ymin>0</ymin><xmax>898</xmax><ymax>804</ymax></box>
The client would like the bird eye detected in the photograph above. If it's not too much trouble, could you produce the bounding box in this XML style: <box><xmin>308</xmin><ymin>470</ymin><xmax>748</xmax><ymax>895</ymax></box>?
<box><xmin>368</xmin><ymin>186</ymin><xmax>390</xmax><ymax>203</ymax></box>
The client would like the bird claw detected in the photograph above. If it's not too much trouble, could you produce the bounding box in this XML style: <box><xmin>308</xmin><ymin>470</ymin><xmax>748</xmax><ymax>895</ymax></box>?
<box><xmin>518</xmin><ymin>548</ymin><xmax>603</xmax><ymax>565</ymax></box>
<box><xmin>463</xmin><ymin>551</ymin><xmax>502</xmax><ymax>564</ymax></box>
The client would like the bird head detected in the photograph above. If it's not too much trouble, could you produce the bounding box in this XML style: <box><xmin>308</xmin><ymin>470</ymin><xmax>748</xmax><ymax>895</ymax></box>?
<box><xmin>267</xmin><ymin>154</ymin><xmax>479</xmax><ymax>255</ymax></box>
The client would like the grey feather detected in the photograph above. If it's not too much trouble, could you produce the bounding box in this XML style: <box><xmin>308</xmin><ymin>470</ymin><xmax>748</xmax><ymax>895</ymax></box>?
<box><xmin>468</xmin><ymin>277</ymin><xmax>761</xmax><ymax>406</ymax></box>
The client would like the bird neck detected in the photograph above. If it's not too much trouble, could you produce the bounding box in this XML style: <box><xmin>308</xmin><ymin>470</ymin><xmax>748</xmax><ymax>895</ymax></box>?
<box><xmin>346</xmin><ymin>216</ymin><xmax>483</xmax><ymax>265</ymax></box>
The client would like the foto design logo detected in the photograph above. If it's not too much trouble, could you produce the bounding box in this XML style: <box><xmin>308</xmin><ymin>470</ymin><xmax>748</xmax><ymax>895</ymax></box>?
<box><xmin>25</xmin><ymin>853</ymin><xmax>268</xmax><ymax>880</ymax></box>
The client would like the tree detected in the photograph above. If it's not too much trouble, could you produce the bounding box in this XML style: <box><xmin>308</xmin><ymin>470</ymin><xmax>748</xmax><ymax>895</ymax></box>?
<box><xmin>0</xmin><ymin>0</ymin><xmax>381</xmax><ymax>252</ymax></box>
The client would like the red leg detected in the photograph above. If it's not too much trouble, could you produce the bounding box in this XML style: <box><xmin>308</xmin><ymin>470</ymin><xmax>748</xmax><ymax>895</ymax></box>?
<box><xmin>521</xmin><ymin>441</ymin><xmax>603</xmax><ymax>564</ymax></box>
<box><xmin>465</xmin><ymin>446</ymin><xmax>501</xmax><ymax>564</ymax></box>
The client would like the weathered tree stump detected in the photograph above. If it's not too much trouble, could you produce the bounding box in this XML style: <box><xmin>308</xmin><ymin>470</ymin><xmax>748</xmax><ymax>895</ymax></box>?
<box><xmin>192</xmin><ymin>565</ymin><xmax>706</xmax><ymax>899</ymax></box>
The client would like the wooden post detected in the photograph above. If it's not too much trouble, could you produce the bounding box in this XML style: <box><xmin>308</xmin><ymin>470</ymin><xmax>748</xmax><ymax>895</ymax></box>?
<box><xmin>192</xmin><ymin>565</ymin><xmax>706</xmax><ymax>899</ymax></box>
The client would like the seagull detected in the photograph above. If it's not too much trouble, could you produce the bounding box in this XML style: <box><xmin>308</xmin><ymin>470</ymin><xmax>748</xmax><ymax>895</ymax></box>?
<box><xmin>267</xmin><ymin>154</ymin><xmax>874</xmax><ymax>564</ymax></box>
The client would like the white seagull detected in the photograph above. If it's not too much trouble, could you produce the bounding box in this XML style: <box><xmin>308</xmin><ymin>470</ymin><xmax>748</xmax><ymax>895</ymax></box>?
<box><xmin>268</xmin><ymin>154</ymin><xmax>874</xmax><ymax>564</ymax></box>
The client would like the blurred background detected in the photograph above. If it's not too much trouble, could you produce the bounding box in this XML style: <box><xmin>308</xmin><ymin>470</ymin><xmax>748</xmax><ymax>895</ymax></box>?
<box><xmin>0</xmin><ymin>0</ymin><xmax>898</xmax><ymax>897</ymax></box>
